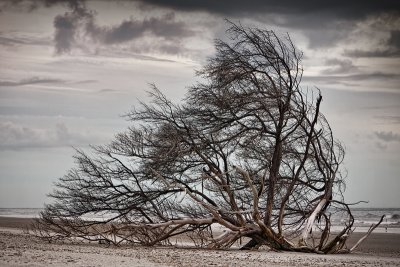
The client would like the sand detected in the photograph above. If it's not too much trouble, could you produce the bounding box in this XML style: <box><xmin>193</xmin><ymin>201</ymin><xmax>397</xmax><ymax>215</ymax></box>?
<box><xmin>0</xmin><ymin>216</ymin><xmax>399</xmax><ymax>267</ymax></box>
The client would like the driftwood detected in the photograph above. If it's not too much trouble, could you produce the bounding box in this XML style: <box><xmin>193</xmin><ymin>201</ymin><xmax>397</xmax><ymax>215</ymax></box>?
<box><xmin>348</xmin><ymin>215</ymin><xmax>385</xmax><ymax>252</ymax></box>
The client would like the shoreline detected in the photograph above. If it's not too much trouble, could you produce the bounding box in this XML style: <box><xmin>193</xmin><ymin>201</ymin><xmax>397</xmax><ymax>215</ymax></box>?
<box><xmin>1</xmin><ymin>216</ymin><xmax>399</xmax><ymax>266</ymax></box>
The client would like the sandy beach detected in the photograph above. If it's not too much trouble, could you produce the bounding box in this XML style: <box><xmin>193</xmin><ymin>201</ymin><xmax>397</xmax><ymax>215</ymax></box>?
<box><xmin>0</xmin><ymin>216</ymin><xmax>399</xmax><ymax>267</ymax></box>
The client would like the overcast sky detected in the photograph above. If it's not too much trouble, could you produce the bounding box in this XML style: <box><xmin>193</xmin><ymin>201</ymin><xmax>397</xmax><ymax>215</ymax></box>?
<box><xmin>0</xmin><ymin>0</ymin><xmax>399</xmax><ymax>208</ymax></box>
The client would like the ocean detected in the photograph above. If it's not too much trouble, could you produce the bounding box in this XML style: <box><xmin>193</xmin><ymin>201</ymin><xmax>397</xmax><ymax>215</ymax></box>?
<box><xmin>1</xmin><ymin>207</ymin><xmax>399</xmax><ymax>233</ymax></box>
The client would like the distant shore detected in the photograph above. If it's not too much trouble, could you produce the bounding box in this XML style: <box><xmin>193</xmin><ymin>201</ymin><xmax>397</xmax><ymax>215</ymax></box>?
<box><xmin>1</xmin><ymin>216</ymin><xmax>400</xmax><ymax>266</ymax></box>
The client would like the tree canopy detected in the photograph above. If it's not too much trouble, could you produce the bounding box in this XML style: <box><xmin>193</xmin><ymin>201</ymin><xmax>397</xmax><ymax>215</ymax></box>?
<box><xmin>33</xmin><ymin>22</ymin><xmax>383</xmax><ymax>253</ymax></box>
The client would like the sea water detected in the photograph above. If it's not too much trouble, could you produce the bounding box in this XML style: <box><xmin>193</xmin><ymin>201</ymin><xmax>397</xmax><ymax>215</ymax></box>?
<box><xmin>329</xmin><ymin>207</ymin><xmax>400</xmax><ymax>234</ymax></box>
<box><xmin>0</xmin><ymin>208</ymin><xmax>43</xmax><ymax>218</ymax></box>
<box><xmin>1</xmin><ymin>207</ymin><xmax>399</xmax><ymax>233</ymax></box>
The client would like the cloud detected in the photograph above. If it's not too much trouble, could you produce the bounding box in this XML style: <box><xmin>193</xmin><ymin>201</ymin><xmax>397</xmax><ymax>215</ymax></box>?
<box><xmin>0</xmin><ymin>77</ymin><xmax>98</xmax><ymax>90</ymax></box>
<box><xmin>5</xmin><ymin>0</ymin><xmax>398</xmax><ymax>57</ymax></box>
<box><xmin>388</xmin><ymin>30</ymin><xmax>400</xmax><ymax>49</ymax></box>
<box><xmin>0</xmin><ymin>77</ymin><xmax>65</xmax><ymax>87</ymax></box>
<box><xmin>54</xmin><ymin>11</ymin><xmax>79</xmax><ymax>54</ymax></box>
<box><xmin>98</xmin><ymin>88</ymin><xmax>118</xmax><ymax>93</ymax></box>
<box><xmin>1</xmin><ymin>0</ymin><xmax>191</xmax><ymax>55</ymax></box>
<box><xmin>303</xmin><ymin>72</ymin><xmax>400</xmax><ymax>87</ymax></box>
<box><xmin>375</xmin><ymin>141</ymin><xmax>387</xmax><ymax>151</ymax></box>
<box><xmin>52</xmin><ymin>0</ymin><xmax>92</xmax><ymax>54</ymax></box>
<box><xmin>345</xmin><ymin>49</ymin><xmax>400</xmax><ymax>58</ymax></box>
<box><xmin>0</xmin><ymin>121</ymin><xmax>96</xmax><ymax>150</ymax></box>
<box><xmin>375</xmin><ymin>131</ymin><xmax>400</xmax><ymax>142</ymax></box>
<box><xmin>0</xmin><ymin>0</ymin><xmax>84</xmax><ymax>13</ymax></box>
<box><xmin>135</xmin><ymin>0</ymin><xmax>400</xmax><ymax>20</ymax></box>
<box><xmin>4</xmin><ymin>0</ymin><xmax>400</xmax><ymax>20</ymax></box>
<box><xmin>50</xmin><ymin>0</ymin><xmax>194</xmax><ymax>55</ymax></box>
<box><xmin>136</xmin><ymin>0</ymin><xmax>400</xmax><ymax>51</ymax></box>
<box><xmin>345</xmin><ymin>29</ymin><xmax>400</xmax><ymax>58</ymax></box>
<box><xmin>324</xmin><ymin>58</ymin><xmax>359</xmax><ymax>74</ymax></box>
<box><xmin>0</xmin><ymin>34</ymin><xmax>50</xmax><ymax>47</ymax></box>
<box><xmin>87</xmin><ymin>13</ymin><xmax>193</xmax><ymax>45</ymax></box>
<box><xmin>1</xmin><ymin>1</ymin><xmax>89</xmax><ymax>54</ymax></box>
<box><xmin>0</xmin><ymin>36</ymin><xmax>26</xmax><ymax>46</ymax></box>
<box><xmin>73</xmin><ymin>79</ymin><xmax>97</xmax><ymax>84</ymax></box>
<box><xmin>375</xmin><ymin>116</ymin><xmax>400</xmax><ymax>124</ymax></box>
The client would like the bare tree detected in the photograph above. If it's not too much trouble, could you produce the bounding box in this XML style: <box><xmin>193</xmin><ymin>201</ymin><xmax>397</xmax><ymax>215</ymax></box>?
<box><xmin>32</xmin><ymin>22</ymin><xmax>382</xmax><ymax>253</ymax></box>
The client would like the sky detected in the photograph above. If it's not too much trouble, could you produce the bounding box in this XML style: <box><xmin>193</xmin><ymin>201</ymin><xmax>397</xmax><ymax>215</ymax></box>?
<box><xmin>0</xmin><ymin>0</ymin><xmax>399</xmax><ymax>208</ymax></box>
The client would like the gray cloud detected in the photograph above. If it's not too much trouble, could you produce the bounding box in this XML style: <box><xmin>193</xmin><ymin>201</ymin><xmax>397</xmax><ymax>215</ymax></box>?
<box><xmin>0</xmin><ymin>33</ymin><xmax>51</xmax><ymax>47</ymax></box>
<box><xmin>0</xmin><ymin>0</ymin><xmax>84</xmax><ymax>13</ymax></box>
<box><xmin>73</xmin><ymin>79</ymin><xmax>97</xmax><ymax>84</ymax></box>
<box><xmin>388</xmin><ymin>30</ymin><xmax>400</xmax><ymax>48</ymax></box>
<box><xmin>50</xmin><ymin>0</ymin><xmax>193</xmax><ymax>55</ymax></box>
<box><xmin>53</xmin><ymin>0</ymin><xmax>92</xmax><ymax>54</ymax></box>
<box><xmin>0</xmin><ymin>77</ymin><xmax>98</xmax><ymax>92</ymax></box>
<box><xmin>0</xmin><ymin>0</ymin><xmax>40</xmax><ymax>12</ymax></box>
<box><xmin>4</xmin><ymin>0</ymin><xmax>399</xmax><ymax>20</ymax></box>
<box><xmin>375</xmin><ymin>141</ymin><xmax>387</xmax><ymax>151</ymax></box>
<box><xmin>375</xmin><ymin>131</ymin><xmax>400</xmax><ymax>142</ymax></box>
<box><xmin>0</xmin><ymin>77</ymin><xmax>65</xmax><ymax>87</ymax></box>
<box><xmin>345</xmin><ymin>49</ymin><xmax>400</xmax><ymax>58</ymax></box>
<box><xmin>58</xmin><ymin>11</ymin><xmax>192</xmax><ymax>54</ymax></box>
<box><xmin>135</xmin><ymin>0</ymin><xmax>400</xmax><ymax>20</ymax></box>
<box><xmin>136</xmin><ymin>0</ymin><xmax>400</xmax><ymax>50</ymax></box>
<box><xmin>303</xmin><ymin>72</ymin><xmax>400</xmax><ymax>87</ymax></box>
<box><xmin>324</xmin><ymin>58</ymin><xmax>359</xmax><ymax>74</ymax></box>
<box><xmin>5</xmin><ymin>0</ymin><xmax>399</xmax><ymax>55</ymax></box>
<box><xmin>54</xmin><ymin>12</ymin><xmax>79</xmax><ymax>54</ymax></box>
<box><xmin>345</xmin><ymin>30</ymin><xmax>400</xmax><ymax>58</ymax></box>
<box><xmin>98</xmin><ymin>88</ymin><xmax>119</xmax><ymax>93</ymax></box>
<box><xmin>0</xmin><ymin>36</ymin><xmax>26</xmax><ymax>46</ymax></box>
<box><xmin>375</xmin><ymin>116</ymin><xmax>400</xmax><ymax>124</ymax></box>
<box><xmin>88</xmin><ymin>13</ymin><xmax>193</xmax><ymax>44</ymax></box>
<box><xmin>0</xmin><ymin>121</ymin><xmax>95</xmax><ymax>150</ymax></box>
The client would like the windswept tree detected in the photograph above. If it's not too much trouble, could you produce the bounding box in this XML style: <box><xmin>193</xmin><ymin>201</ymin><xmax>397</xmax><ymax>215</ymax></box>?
<box><xmin>33</xmin><ymin>23</ymin><xmax>383</xmax><ymax>253</ymax></box>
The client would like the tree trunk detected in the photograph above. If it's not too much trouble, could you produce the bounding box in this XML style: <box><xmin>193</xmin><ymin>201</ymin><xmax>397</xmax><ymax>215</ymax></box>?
<box><xmin>264</xmin><ymin>139</ymin><xmax>282</xmax><ymax>226</ymax></box>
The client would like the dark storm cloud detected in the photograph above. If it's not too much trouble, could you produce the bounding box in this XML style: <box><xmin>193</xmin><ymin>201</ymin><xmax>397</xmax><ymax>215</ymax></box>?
<box><xmin>388</xmin><ymin>30</ymin><xmax>400</xmax><ymax>48</ymax></box>
<box><xmin>5</xmin><ymin>0</ymin><xmax>398</xmax><ymax>54</ymax></box>
<box><xmin>54</xmin><ymin>12</ymin><xmax>79</xmax><ymax>54</ymax></box>
<box><xmin>49</xmin><ymin>0</ymin><xmax>193</xmax><ymax>55</ymax></box>
<box><xmin>135</xmin><ymin>0</ymin><xmax>400</xmax><ymax>50</ymax></box>
<box><xmin>54</xmin><ymin>13</ymin><xmax>78</xmax><ymax>54</ymax></box>
<box><xmin>86</xmin><ymin>12</ymin><xmax>193</xmax><ymax>45</ymax></box>
<box><xmin>52</xmin><ymin>0</ymin><xmax>93</xmax><ymax>54</ymax></box>
<box><xmin>0</xmin><ymin>77</ymin><xmax>65</xmax><ymax>87</ymax></box>
<box><xmin>375</xmin><ymin>131</ymin><xmax>400</xmax><ymax>142</ymax></box>
<box><xmin>6</xmin><ymin>0</ymin><xmax>399</xmax><ymax>18</ymax></box>
<box><xmin>135</xmin><ymin>0</ymin><xmax>400</xmax><ymax>20</ymax></box>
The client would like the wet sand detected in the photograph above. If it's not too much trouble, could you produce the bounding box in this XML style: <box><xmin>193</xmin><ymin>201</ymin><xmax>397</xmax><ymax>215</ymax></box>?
<box><xmin>0</xmin><ymin>217</ymin><xmax>34</xmax><ymax>229</ymax></box>
<box><xmin>0</xmin><ymin>216</ymin><xmax>399</xmax><ymax>266</ymax></box>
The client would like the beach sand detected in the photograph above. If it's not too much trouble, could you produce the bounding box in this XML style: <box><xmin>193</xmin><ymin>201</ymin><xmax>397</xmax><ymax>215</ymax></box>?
<box><xmin>1</xmin><ymin>216</ymin><xmax>399</xmax><ymax>266</ymax></box>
